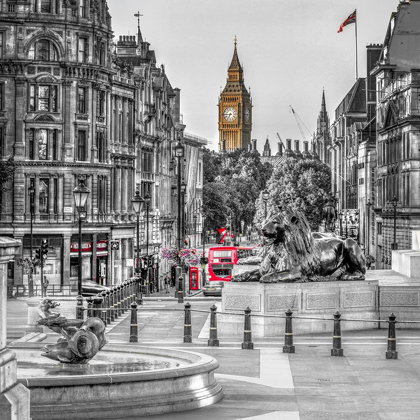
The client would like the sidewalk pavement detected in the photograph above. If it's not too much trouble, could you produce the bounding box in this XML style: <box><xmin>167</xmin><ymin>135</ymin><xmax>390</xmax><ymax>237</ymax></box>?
<box><xmin>7</xmin><ymin>297</ymin><xmax>420</xmax><ymax>420</ymax></box>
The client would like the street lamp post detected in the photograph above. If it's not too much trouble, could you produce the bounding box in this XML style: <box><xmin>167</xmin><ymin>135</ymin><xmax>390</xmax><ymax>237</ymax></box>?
<box><xmin>144</xmin><ymin>192</ymin><xmax>151</xmax><ymax>296</ymax></box>
<box><xmin>262</xmin><ymin>190</ymin><xmax>269</xmax><ymax>219</ymax></box>
<box><xmin>28</xmin><ymin>183</ymin><xmax>35</xmax><ymax>297</ymax></box>
<box><xmin>366</xmin><ymin>199</ymin><xmax>373</xmax><ymax>257</ymax></box>
<box><xmin>131</xmin><ymin>190</ymin><xmax>144</xmax><ymax>304</ymax></box>
<box><xmin>193</xmin><ymin>212</ymin><xmax>198</xmax><ymax>248</ymax></box>
<box><xmin>175</xmin><ymin>141</ymin><xmax>184</xmax><ymax>257</ymax></box>
<box><xmin>73</xmin><ymin>182</ymin><xmax>90</xmax><ymax>302</ymax></box>
<box><xmin>391</xmin><ymin>195</ymin><xmax>398</xmax><ymax>251</ymax></box>
<box><xmin>181</xmin><ymin>182</ymin><xmax>187</xmax><ymax>246</ymax></box>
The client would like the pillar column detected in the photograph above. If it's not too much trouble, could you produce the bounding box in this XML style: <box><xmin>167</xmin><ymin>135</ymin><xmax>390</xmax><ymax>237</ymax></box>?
<box><xmin>91</xmin><ymin>233</ymin><xmax>97</xmax><ymax>283</ymax></box>
<box><xmin>92</xmin><ymin>173</ymin><xmax>98</xmax><ymax>222</ymax></box>
<box><xmin>13</xmin><ymin>79</ymin><xmax>26</xmax><ymax>160</ymax></box>
<box><xmin>49</xmin><ymin>174</ymin><xmax>55</xmax><ymax>222</ymax></box>
<box><xmin>34</xmin><ymin>174</ymin><xmax>40</xmax><ymax>221</ymax></box>
<box><xmin>121</xmin><ymin>163</ymin><xmax>127</xmax><ymax>214</ymax></box>
<box><xmin>58</xmin><ymin>173</ymin><xmax>64</xmax><ymax>222</ymax></box>
<box><xmin>62</xmin><ymin>235</ymin><xmax>71</xmax><ymax>286</ymax></box>
<box><xmin>0</xmin><ymin>237</ymin><xmax>30</xmax><ymax>420</ymax></box>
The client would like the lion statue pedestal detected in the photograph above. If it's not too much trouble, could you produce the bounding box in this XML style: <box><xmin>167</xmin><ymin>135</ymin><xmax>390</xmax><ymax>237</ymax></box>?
<box><xmin>218</xmin><ymin>281</ymin><xmax>379</xmax><ymax>337</ymax></box>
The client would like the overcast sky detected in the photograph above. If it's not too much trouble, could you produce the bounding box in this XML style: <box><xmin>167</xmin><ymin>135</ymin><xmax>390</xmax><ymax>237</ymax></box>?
<box><xmin>109</xmin><ymin>0</ymin><xmax>398</xmax><ymax>152</ymax></box>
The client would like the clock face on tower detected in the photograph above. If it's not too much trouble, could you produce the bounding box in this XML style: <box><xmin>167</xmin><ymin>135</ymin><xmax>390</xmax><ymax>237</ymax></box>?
<box><xmin>244</xmin><ymin>107</ymin><xmax>250</xmax><ymax>123</ymax></box>
<box><xmin>223</xmin><ymin>107</ymin><xmax>237</xmax><ymax>122</ymax></box>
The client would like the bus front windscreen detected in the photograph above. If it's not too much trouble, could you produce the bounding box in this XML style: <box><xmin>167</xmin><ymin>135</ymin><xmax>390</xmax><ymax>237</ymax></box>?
<box><xmin>211</xmin><ymin>265</ymin><xmax>233</xmax><ymax>278</ymax></box>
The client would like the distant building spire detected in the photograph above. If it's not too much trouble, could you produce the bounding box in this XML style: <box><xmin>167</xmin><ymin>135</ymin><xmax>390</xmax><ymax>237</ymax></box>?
<box><xmin>229</xmin><ymin>36</ymin><xmax>243</xmax><ymax>72</ymax></box>
<box><xmin>134</xmin><ymin>11</ymin><xmax>143</xmax><ymax>44</ymax></box>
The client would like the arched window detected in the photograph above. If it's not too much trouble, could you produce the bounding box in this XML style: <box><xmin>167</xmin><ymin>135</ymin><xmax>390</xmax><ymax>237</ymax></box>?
<box><xmin>28</xmin><ymin>40</ymin><xmax>59</xmax><ymax>61</ymax></box>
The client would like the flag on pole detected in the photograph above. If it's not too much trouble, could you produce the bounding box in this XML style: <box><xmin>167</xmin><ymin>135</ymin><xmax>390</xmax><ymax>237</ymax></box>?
<box><xmin>337</xmin><ymin>10</ymin><xmax>356</xmax><ymax>33</ymax></box>
<box><xmin>216</xmin><ymin>227</ymin><xmax>227</xmax><ymax>244</ymax></box>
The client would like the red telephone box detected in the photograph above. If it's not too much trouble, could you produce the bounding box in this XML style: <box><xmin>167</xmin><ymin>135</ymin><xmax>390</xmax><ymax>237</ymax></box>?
<box><xmin>189</xmin><ymin>267</ymin><xmax>199</xmax><ymax>290</ymax></box>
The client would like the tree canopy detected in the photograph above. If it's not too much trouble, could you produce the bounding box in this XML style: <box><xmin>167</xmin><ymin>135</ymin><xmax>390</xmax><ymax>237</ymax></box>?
<box><xmin>254</xmin><ymin>157</ymin><xmax>332</xmax><ymax>230</ymax></box>
<box><xmin>202</xmin><ymin>148</ymin><xmax>272</xmax><ymax>233</ymax></box>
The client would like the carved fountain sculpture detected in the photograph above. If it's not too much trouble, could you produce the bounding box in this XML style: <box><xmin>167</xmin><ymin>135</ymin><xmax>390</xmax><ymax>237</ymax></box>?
<box><xmin>37</xmin><ymin>299</ymin><xmax>107</xmax><ymax>364</ymax></box>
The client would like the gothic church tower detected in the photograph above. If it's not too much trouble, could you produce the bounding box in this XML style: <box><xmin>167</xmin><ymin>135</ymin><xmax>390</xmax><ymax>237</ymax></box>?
<box><xmin>218</xmin><ymin>38</ymin><xmax>252</xmax><ymax>152</ymax></box>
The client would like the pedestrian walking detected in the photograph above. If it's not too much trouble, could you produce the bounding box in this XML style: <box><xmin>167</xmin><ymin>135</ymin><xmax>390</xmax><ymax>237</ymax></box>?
<box><xmin>164</xmin><ymin>275</ymin><xmax>170</xmax><ymax>293</ymax></box>
<box><xmin>43</xmin><ymin>276</ymin><xmax>49</xmax><ymax>296</ymax></box>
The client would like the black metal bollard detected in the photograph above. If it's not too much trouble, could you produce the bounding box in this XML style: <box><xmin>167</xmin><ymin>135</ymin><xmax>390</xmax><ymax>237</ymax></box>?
<box><xmin>105</xmin><ymin>289</ymin><xmax>112</xmax><ymax>325</ymax></box>
<box><xmin>117</xmin><ymin>286</ymin><xmax>122</xmax><ymax>316</ymax></box>
<box><xmin>177</xmin><ymin>276</ymin><xmax>184</xmax><ymax>303</ymax></box>
<box><xmin>386</xmin><ymin>313</ymin><xmax>398</xmax><ymax>359</ymax></box>
<box><xmin>208</xmin><ymin>304</ymin><xmax>219</xmax><ymax>347</ymax></box>
<box><xmin>86</xmin><ymin>296</ymin><xmax>94</xmax><ymax>318</ymax></box>
<box><xmin>136</xmin><ymin>277</ymin><xmax>143</xmax><ymax>305</ymax></box>
<box><xmin>110</xmin><ymin>287</ymin><xmax>116</xmax><ymax>322</ymax></box>
<box><xmin>242</xmin><ymin>307</ymin><xmax>254</xmax><ymax>350</ymax></box>
<box><xmin>112</xmin><ymin>287</ymin><xmax>119</xmax><ymax>320</ymax></box>
<box><xmin>184</xmin><ymin>302</ymin><xmax>192</xmax><ymax>343</ymax></box>
<box><xmin>331</xmin><ymin>311</ymin><xmax>344</xmax><ymax>357</ymax></box>
<box><xmin>93</xmin><ymin>296</ymin><xmax>104</xmax><ymax>319</ymax></box>
<box><xmin>129</xmin><ymin>302</ymin><xmax>138</xmax><ymax>343</ymax></box>
<box><xmin>76</xmin><ymin>295</ymin><xmax>85</xmax><ymax>320</ymax></box>
<box><xmin>283</xmin><ymin>309</ymin><xmax>295</xmax><ymax>354</ymax></box>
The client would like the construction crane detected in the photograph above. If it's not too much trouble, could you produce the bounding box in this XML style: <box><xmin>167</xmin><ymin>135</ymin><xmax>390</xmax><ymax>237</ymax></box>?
<box><xmin>289</xmin><ymin>106</ymin><xmax>312</xmax><ymax>142</ymax></box>
<box><xmin>276</xmin><ymin>132</ymin><xmax>285</xmax><ymax>147</ymax></box>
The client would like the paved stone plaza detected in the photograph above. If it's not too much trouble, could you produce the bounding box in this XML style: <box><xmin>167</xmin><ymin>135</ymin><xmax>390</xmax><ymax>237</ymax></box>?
<box><xmin>7</xmin><ymin>295</ymin><xmax>420</xmax><ymax>420</ymax></box>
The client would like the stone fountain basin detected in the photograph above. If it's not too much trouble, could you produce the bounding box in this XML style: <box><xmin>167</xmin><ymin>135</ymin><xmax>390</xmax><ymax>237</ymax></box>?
<box><xmin>12</xmin><ymin>343</ymin><xmax>223</xmax><ymax>419</ymax></box>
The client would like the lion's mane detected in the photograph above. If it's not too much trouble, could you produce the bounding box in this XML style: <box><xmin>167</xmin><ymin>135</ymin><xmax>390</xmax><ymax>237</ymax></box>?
<box><xmin>275</xmin><ymin>208</ymin><xmax>322</xmax><ymax>277</ymax></box>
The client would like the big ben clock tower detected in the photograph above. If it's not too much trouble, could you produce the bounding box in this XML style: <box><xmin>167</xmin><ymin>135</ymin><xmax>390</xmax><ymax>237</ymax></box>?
<box><xmin>218</xmin><ymin>37</ymin><xmax>252</xmax><ymax>152</ymax></box>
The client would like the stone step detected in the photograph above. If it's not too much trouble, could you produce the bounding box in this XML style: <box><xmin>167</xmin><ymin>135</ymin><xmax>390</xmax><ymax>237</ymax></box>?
<box><xmin>392</xmin><ymin>249</ymin><xmax>420</xmax><ymax>278</ymax></box>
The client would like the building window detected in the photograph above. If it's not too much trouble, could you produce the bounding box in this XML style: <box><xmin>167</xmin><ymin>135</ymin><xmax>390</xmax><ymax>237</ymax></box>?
<box><xmin>142</xmin><ymin>151</ymin><xmax>153</xmax><ymax>173</ymax></box>
<box><xmin>37</xmin><ymin>129</ymin><xmax>48</xmax><ymax>160</ymax></box>
<box><xmin>77</xmin><ymin>130</ymin><xmax>87</xmax><ymax>161</ymax></box>
<box><xmin>78</xmin><ymin>86</ymin><xmax>87</xmax><ymax>114</ymax></box>
<box><xmin>78</xmin><ymin>37</ymin><xmax>88</xmax><ymax>63</ymax></box>
<box><xmin>28</xmin><ymin>130</ymin><xmax>34</xmax><ymax>160</ymax></box>
<box><xmin>0</xmin><ymin>127</ymin><xmax>4</xmax><ymax>158</ymax></box>
<box><xmin>40</xmin><ymin>0</ymin><xmax>51</xmax><ymax>13</ymax></box>
<box><xmin>97</xmin><ymin>90</ymin><xmax>105</xmax><ymax>116</ymax></box>
<box><xmin>29</xmin><ymin>85</ymin><xmax>58</xmax><ymax>112</ymax></box>
<box><xmin>0</xmin><ymin>33</ymin><xmax>4</xmax><ymax>59</ymax></box>
<box><xmin>79</xmin><ymin>0</ymin><xmax>86</xmax><ymax>17</ymax></box>
<box><xmin>377</xmin><ymin>222</ymin><xmax>382</xmax><ymax>235</ymax></box>
<box><xmin>99</xmin><ymin>43</ymin><xmax>105</xmax><ymax>66</ymax></box>
<box><xmin>53</xmin><ymin>178</ymin><xmax>58</xmax><ymax>213</ymax></box>
<box><xmin>98</xmin><ymin>177</ymin><xmax>105</xmax><ymax>213</ymax></box>
<box><xmin>28</xmin><ymin>40</ymin><xmax>58</xmax><ymax>61</ymax></box>
<box><xmin>52</xmin><ymin>130</ymin><xmax>58</xmax><ymax>160</ymax></box>
<box><xmin>39</xmin><ymin>179</ymin><xmax>49</xmax><ymax>213</ymax></box>
<box><xmin>97</xmin><ymin>131</ymin><xmax>106</xmax><ymax>163</ymax></box>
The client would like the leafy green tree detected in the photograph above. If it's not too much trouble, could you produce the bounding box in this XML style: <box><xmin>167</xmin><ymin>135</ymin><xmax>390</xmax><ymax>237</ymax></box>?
<box><xmin>255</xmin><ymin>157</ymin><xmax>331</xmax><ymax>230</ymax></box>
<box><xmin>202</xmin><ymin>148</ymin><xmax>272</xmax><ymax>234</ymax></box>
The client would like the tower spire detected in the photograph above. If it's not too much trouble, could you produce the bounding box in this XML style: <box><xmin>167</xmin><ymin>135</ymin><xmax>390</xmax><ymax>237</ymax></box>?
<box><xmin>134</xmin><ymin>11</ymin><xmax>143</xmax><ymax>44</ymax></box>
<box><xmin>229</xmin><ymin>35</ymin><xmax>242</xmax><ymax>72</ymax></box>
<box><xmin>321</xmin><ymin>88</ymin><xmax>326</xmax><ymax>113</ymax></box>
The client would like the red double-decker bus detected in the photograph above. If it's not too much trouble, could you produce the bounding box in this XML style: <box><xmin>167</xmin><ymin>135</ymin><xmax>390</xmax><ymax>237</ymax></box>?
<box><xmin>203</xmin><ymin>246</ymin><xmax>256</xmax><ymax>296</ymax></box>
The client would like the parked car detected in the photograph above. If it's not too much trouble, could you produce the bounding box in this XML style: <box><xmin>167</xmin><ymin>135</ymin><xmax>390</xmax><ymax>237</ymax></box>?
<box><xmin>82</xmin><ymin>280</ymin><xmax>110</xmax><ymax>297</ymax></box>
<box><xmin>202</xmin><ymin>281</ymin><xmax>224</xmax><ymax>297</ymax></box>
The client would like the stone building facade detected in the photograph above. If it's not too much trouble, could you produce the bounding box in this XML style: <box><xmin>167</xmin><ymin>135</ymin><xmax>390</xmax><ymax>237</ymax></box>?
<box><xmin>0</xmin><ymin>1</ymin><xmax>206</xmax><ymax>291</ymax></box>
<box><xmin>371</xmin><ymin>0</ymin><xmax>420</xmax><ymax>269</ymax></box>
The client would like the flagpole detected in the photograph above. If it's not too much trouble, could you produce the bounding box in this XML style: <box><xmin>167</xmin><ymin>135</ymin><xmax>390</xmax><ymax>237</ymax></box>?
<box><xmin>355</xmin><ymin>9</ymin><xmax>358</xmax><ymax>80</ymax></box>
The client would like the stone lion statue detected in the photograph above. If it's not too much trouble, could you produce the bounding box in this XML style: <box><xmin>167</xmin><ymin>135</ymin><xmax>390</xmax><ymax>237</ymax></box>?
<box><xmin>233</xmin><ymin>207</ymin><xmax>365</xmax><ymax>283</ymax></box>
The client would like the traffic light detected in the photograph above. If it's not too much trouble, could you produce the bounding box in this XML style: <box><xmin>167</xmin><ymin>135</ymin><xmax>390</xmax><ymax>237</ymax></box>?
<box><xmin>35</xmin><ymin>248</ymin><xmax>41</xmax><ymax>260</ymax></box>
<box><xmin>42</xmin><ymin>239</ymin><xmax>49</xmax><ymax>260</ymax></box>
